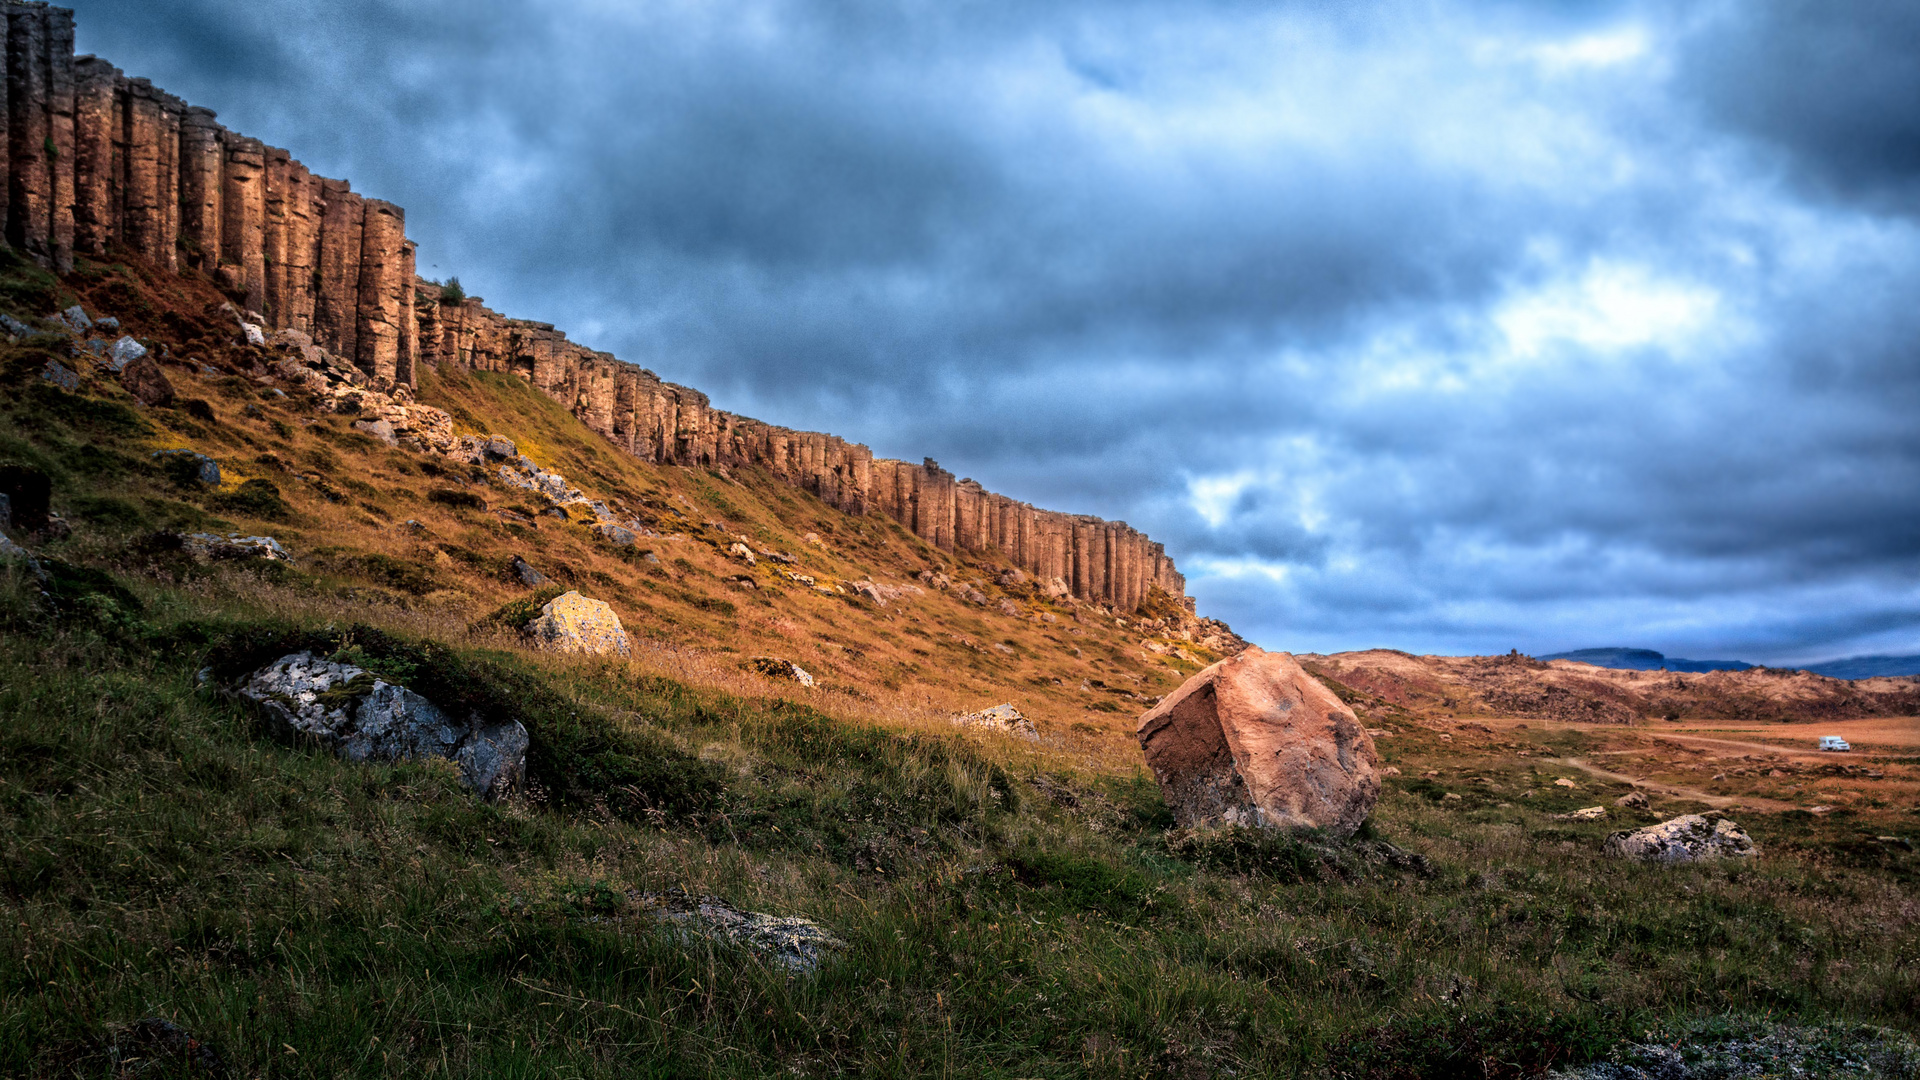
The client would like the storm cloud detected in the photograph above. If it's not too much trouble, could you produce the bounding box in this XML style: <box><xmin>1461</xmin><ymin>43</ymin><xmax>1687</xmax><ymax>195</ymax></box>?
<box><xmin>71</xmin><ymin>0</ymin><xmax>1920</xmax><ymax>663</ymax></box>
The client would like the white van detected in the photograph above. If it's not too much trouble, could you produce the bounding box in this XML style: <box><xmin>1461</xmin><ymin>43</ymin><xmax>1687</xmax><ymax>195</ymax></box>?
<box><xmin>1818</xmin><ymin>736</ymin><xmax>1851</xmax><ymax>752</ymax></box>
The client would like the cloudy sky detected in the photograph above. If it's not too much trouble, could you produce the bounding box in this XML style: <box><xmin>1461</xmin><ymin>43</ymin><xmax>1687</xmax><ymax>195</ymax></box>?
<box><xmin>75</xmin><ymin>0</ymin><xmax>1920</xmax><ymax>663</ymax></box>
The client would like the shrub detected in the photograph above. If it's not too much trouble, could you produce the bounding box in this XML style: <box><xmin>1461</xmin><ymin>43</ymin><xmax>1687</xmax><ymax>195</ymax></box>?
<box><xmin>209</xmin><ymin>478</ymin><xmax>290</xmax><ymax>521</ymax></box>
<box><xmin>426</xmin><ymin>486</ymin><xmax>486</xmax><ymax>511</ymax></box>
<box><xmin>437</xmin><ymin>276</ymin><xmax>466</xmax><ymax>305</ymax></box>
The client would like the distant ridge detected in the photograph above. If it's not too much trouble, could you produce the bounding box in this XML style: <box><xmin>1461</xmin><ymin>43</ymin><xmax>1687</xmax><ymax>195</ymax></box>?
<box><xmin>1539</xmin><ymin>648</ymin><xmax>1751</xmax><ymax>674</ymax></box>
<box><xmin>1541</xmin><ymin>647</ymin><xmax>1920</xmax><ymax>680</ymax></box>
<box><xmin>1800</xmin><ymin>655</ymin><xmax>1920</xmax><ymax>680</ymax></box>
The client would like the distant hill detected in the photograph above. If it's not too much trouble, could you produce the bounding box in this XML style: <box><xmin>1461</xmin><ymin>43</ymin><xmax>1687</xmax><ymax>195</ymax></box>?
<box><xmin>1801</xmin><ymin>655</ymin><xmax>1920</xmax><ymax>680</ymax></box>
<box><xmin>1539</xmin><ymin>647</ymin><xmax>1752</xmax><ymax>674</ymax></box>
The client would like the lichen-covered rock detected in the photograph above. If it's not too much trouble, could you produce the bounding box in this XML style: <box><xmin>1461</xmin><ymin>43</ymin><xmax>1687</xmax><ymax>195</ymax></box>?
<box><xmin>594</xmin><ymin>522</ymin><xmax>638</xmax><ymax>546</ymax></box>
<box><xmin>180</xmin><ymin>532</ymin><xmax>293</xmax><ymax>562</ymax></box>
<box><xmin>641</xmin><ymin>889</ymin><xmax>845</xmax><ymax>974</ymax></box>
<box><xmin>41</xmin><ymin>359</ymin><xmax>79</xmax><ymax>391</ymax></box>
<box><xmin>750</xmin><ymin>656</ymin><xmax>815</xmax><ymax>686</ymax></box>
<box><xmin>1136</xmin><ymin>646</ymin><xmax>1380</xmax><ymax>837</ymax></box>
<box><xmin>1605</xmin><ymin>814</ymin><xmax>1757</xmax><ymax>864</ymax></box>
<box><xmin>524</xmin><ymin>591</ymin><xmax>631</xmax><ymax>658</ymax></box>
<box><xmin>237</xmin><ymin>651</ymin><xmax>526</xmax><ymax>796</ymax></box>
<box><xmin>509</xmin><ymin>554</ymin><xmax>547</xmax><ymax>587</ymax></box>
<box><xmin>954</xmin><ymin>703</ymin><xmax>1039</xmax><ymax>739</ymax></box>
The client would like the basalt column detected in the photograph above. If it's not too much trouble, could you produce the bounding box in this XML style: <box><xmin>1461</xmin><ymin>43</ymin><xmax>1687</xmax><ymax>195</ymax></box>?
<box><xmin>70</xmin><ymin>55</ymin><xmax>116</xmax><ymax>257</ymax></box>
<box><xmin>262</xmin><ymin>148</ymin><xmax>290</xmax><ymax>324</ymax></box>
<box><xmin>355</xmin><ymin>198</ymin><xmax>405</xmax><ymax>385</ymax></box>
<box><xmin>397</xmin><ymin>240</ymin><xmax>416</xmax><ymax>382</ymax></box>
<box><xmin>313</xmin><ymin>178</ymin><xmax>362</xmax><ymax>360</ymax></box>
<box><xmin>5</xmin><ymin>5</ymin><xmax>50</xmax><ymax>265</ymax></box>
<box><xmin>43</xmin><ymin>5</ymin><xmax>71</xmax><ymax>271</ymax></box>
<box><xmin>219</xmin><ymin>135</ymin><xmax>265</xmax><ymax>309</ymax></box>
<box><xmin>176</xmin><ymin>106</ymin><xmax>222</xmax><ymax>270</ymax></box>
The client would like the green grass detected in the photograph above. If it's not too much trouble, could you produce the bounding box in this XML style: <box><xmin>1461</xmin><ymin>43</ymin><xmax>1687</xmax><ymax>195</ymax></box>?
<box><xmin>1</xmin><ymin>562</ymin><xmax>1917</xmax><ymax>1078</ymax></box>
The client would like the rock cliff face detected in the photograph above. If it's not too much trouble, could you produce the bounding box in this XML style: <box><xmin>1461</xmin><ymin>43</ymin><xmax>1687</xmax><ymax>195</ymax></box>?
<box><xmin>0</xmin><ymin>1</ymin><xmax>1185</xmax><ymax>612</ymax></box>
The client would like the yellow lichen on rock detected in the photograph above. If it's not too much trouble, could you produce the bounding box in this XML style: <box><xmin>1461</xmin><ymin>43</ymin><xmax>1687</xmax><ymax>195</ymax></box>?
<box><xmin>524</xmin><ymin>591</ymin><xmax>631</xmax><ymax>658</ymax></box>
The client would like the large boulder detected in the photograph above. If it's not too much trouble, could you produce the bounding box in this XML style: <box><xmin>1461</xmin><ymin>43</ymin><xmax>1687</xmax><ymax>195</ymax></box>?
<box><xmin>1604</xmin><ymin>814</ymin><xmax>1757</xmax><ymax>864</ymax></box>
<box><xmin>239</xmin><ymin>651</ymin><xmax>527</xmax><ymax>796</ymax></box>
<box><xmin>524</xmin><ymin>591</ymin><xmax>631</xmax><ymax>658</ymax></box>
<box><xmin>120</xmin><ymin>354</ymin><xmax>174</xmax><ymax>406</ymax></box>
<box><xmin>1135</xmin><ymin>646</ymin><xmax>1380</xmax><ymax>837</ymax></box>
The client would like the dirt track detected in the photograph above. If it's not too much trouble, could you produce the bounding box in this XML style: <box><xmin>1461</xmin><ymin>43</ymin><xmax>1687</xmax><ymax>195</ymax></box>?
<box><xmin>1538</xmin><ymin>756</ymin><xmax>1798</xmax><ymax>811</ymax></box>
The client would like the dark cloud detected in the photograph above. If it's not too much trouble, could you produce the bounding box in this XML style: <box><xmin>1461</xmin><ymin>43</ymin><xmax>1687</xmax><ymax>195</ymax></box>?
<box><xmin>69</xmin><ymin>0</ymin><xmax>1920</xmax><ymax>663</ymax></box>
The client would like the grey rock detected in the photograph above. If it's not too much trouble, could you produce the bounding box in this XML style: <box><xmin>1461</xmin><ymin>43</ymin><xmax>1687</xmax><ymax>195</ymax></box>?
<box><xmin>749</xmin><ymin>656</ymin><xmax>815</xmax><ymax>686</ymax></box>
<box><xmin>93</xmin><ymin>316</ymin><xmax>120</xmax><ymax>332</ymax></box>
<box><xmin>56</xmin><ymin>304</ymin><xmax>91</xmax><ymax>332</ymax></box>
<box><xmin>0</xmin><ymin>313</ymin><xmax>33</xmax><ymax>338</ymax></box>
<box><xmin>510</xmin><ymin>554</ymin><xmax>548</xmax><ymax>586</ymax></box>
<box><xmin>961</xmin><ymin>586</ymin><xmax>989</xmax><ymax>606</ymax></box>
<box><xmin>524</xmin><ymin>591</ymin><xmax>632</xmax><ymax>657</ymax></box>
<box><xmin>0</xmin><ymin>492</ymin><xmax>8</xmax><ymax>529</ymax></box>
<box><xmin>594</xmin><ymin>523</ymin><xmax>638</xmax><ymax>546</ymax></box>
<box><xmin>485</xmin><ymin>435</ymin><xmax>518</xmax><ymax>460</ymax></box>
<box><xmin>41</xmin><ymin>360</ymin><xmax>79</xmax><ymax>391</ymax></box>
<box><xmin>106</xmin><ymin>335</ymin><xmax>147</xmax><ymax>372</ymax></box>
<box><xmin>1604</xmin><ymin>814</ymin><xmax>1757</xmax><ymax>864</ymax></box>
<box><xmin>153</xmin><ymin>449</ymin><xmax>221</xmax><ymax>486</ymax></box>
<box><xmin>353</xmin><ymin>418</ymin><xmax>398</xmax><ymax>445</ymax></box>
<box><xmin>238</xmin><ymin>651</ymin><xmax>527</xmax><ymax>797</ymax></box>
<box><xmin>241</xmin><ymin>322</ymin><xmax>266</xmax><ymax>347</ymax></box>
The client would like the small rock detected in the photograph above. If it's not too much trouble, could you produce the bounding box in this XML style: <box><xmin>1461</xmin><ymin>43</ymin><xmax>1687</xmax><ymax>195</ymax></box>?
<box><xmin>509</xmin><ymin>554</ymin><xmax>548</xmax><ymax>587</ymax></box>
<box><xmin>996</xmin><ymin>567</ymin><xmax>1027</xmax><ymax>586</ymax></box>
<box><xmin>594</xmin><ymin>523</ymin><xmax>638</xmax><ymax>546</ymax></box>
<box><xmin>960</xmin><ymin>586</ymin><xmax>989</xmax><ymax>605</ymax></box>
<box><xmin>997</xmin><ymin>599</ymin><xmax>1021</xmax><ymax>617</ymax></box>
<box><xmin>152</xmin><ymin>449</ymin><xmax>222</xmax><ymax>487</ymax></box>
<box><xmin>485</xmin><ymin>435</ymin><xmax>518</xmax><ymax>460</ymax></box>
<box><xmin>750</xmin><ymin>656</ymin><xmax>815</xmax><ymax>686</ymax></box>
<box><xmin>1807</xmin><ymin>805</ymin><xmax>1834</xmax><ymax>815</ymax></box>
<box><xmin>105</xmin><ymin>334</ymin><xmax>147</xmax><ymax>372</ymax></box>
<box><xmin>120</xmin><ymin>354</ymin><xmax>175</xmax><ymax>406</ymax></box>
<box><xmin>93</xmin><ymin>315</ymin><xmax>120</xmax><ymax>332</ymax></box>
<box><xmin>1443</xmin><ymin>792</ymin><xmax>1463</xmax><ymax>801</ymax></box>
<box><xmin>353</xmin><ymin>418</ymin><xmax>398</xmax><ymax>445</ymax></box>
<box><xmin>1605</xmin><ymin>814</ymin><xmax>1757</xmax><ymax>864</ymax></box>
<box><xmin>954</xmin><ymin>703</ymin><xmax>1039</xmax><ymax>739</ymax></box>
<box><xmin>1381</xmin><ymin>766</ymin><xmax>1402</xmax><ymax>777</ymax></box>
<box><xmin>1558</xmin><ymin>806</ymin><xmax>1607</xmax><ymax>821</ymax></box>
<box><xmin>802</xmin><ymin>532</ymin><xmax>824</xmax><ymax>547</ymax></box>
<box><xmin>524</xmin><ymin>591</ymin><xmax>632</xmax><ymax>658</ymax></box>
<box><xmin>41</xmin><ymin>359</ymin><xmax>79</xmax><ymax>391</ymax></box>
<box><xmin>56</xmin><ymin>304</ymin><xmax>91</xmax><ymax>333</ymax></box>
<box><xmin>728</xmin><ymin>575</ymin><xmax>759</xmax><ymax>591</ymax></box>
<box><xmin>0</xmin><ymin>313</ymin><xmax>33</xmax><ymax>338</ymax></box>
<box><xmin>1616</xmin><ymin>790</ymin><xmax>1650</xmax><ymax>810</ymax></box>
<box><xmin>1554</xmin><ymin>777</ymin><xmax>1577</xmax><ymax>788</ymax></box>
<box><xmin>728</xmin><ymin>541</ymin><xmax>757</xmax><ymax>565</ymax></box>
<box><xmin>241</xmin><ymin>322</ymin><xmax>266</xmax><ymax>347</ymax></box>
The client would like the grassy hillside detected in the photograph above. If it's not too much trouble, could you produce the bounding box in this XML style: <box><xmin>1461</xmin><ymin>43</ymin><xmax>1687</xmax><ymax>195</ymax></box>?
<box><xmin>2</xmin><ymin>249</ymin><xmax>1919</xmax><ymax>1077</ymax></box>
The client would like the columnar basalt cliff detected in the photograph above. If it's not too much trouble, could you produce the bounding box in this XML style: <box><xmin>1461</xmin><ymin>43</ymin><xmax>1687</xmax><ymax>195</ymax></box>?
<box><xmin>1</xmin><ymin>1</ymin><xmax>1186</xmax><ymax>611</ymax></box>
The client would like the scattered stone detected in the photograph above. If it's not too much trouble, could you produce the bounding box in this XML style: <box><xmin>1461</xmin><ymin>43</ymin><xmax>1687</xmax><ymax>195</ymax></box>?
<box><xmin>749</xmin><ymin>656</ymin><xmax>815</xmax><ymax>686</ymax></box>
<box><xmin>728</xmin><ymin>575</ymin><xmax>759</xmax><ymax>591</ymax></box>
<box><xmin>1604</xmin><ymin>814</ymin><xmax>1757</xmax><ymax>864</ymax></box>
<box><xmin>1381</xmin><ymin>766</ymin><xmax>1401</xmax><ymax>777</ymax></box>
<box><xmin>238</xmin><ymin>651</ymin><xmax>527</xmax><ymax>796</ymax></box>
<box><xmin>960</xmin><ymin>586</ymin><xmax>989</xmax><ymax>605</ymax></box>
<box><xmin>640</xmin><ymin>889</ymin><xmax>844</xmax><ymax>973</ymax></box>
<box><xmin>0</xmin><ymin>313</ymin><xmax>32</xmax><ymax>338</ymax></box>
<box><xmin>241</xmin><ymin>321</ymin><xmax>266</xmax><ymax>347</ymax></box>
<box><xmin>729</xmin><ymin>541</ymin><xmax>757</xmax><ymax>565</ymax></box>
<box><xmin>954</xmin><ymin>702</ymin><xmax>1039</xmax><ymax>739</ymax></box>
<box><xmin>998</xmin><ymin>599</ymin><xmax>1021</xmax><ymax>617</ymax></box>
<box><xmin>524</xmin><ymin>591</ymin><xmax>632</xmax><ymax>658</ymax></box>
<box><xmin>594</xmin><ymin>523</ymin><xmax>639</xmax><ymax>546</ymax></box>
<box><xmin>509</xmin><ymin>554</ymin><xmax>548</xmax><ymax>587</ymax></box>
<box><xmin>1443</xmin><ymin>792</ymin><xmax>1462</xmax><ymax>801</ymax></box>
<box><xmin>353</xmin><ymin>418</ymin><xmax>398</xmax><ymax>445</ymax></box>
<box><xmin>485</xmin><ymin>435</ymin><xmax>518</xmax><ymax>460</ymax></box>
<box><xmin>1807</xmin><ymin>805</ymin><xmax>1835</xmax><ymax>815</ymax></box>
<box><xmin>1615</xmin><ymin>790</ymin><xmax>1650</xmax><ymax>810</ymax></box>
<box><xmin>55</xmin><ymin>304</ymin><xmax>91</xmax><ymax>333</ymax></box>
<box><xmin>996</xmin><ymin>567</ymin><xmax>1027</xmax><ymax>586</ymax></box>
<box><xmin>1554</xmin><ymin>777</ymin><xmax>1578</xmax><ymax>788</ymax></box>
<box><xmin>0</xmin><ymin>530</ymin><xmax>29</xmax><ymax>563</ymax></box>
<box><xmin>120</xmin><ymin>354</ymin><xmax>175</xmax><ymax>406</ymax></box>
<box><xmin>1557</xmin><ymin>806</ymin><xmax>1608</xmax><ymax>821</ymax></box>
<box><xmin>41</xmin><ymin>359</ymin><xmax>79</xmax><ymax>391</ymax></box>
<box><xmin>802</xmin><ymin>532</ymin><xmax>824</xmax><ymax>547</ymax></box>
<box><xmin>104</xmin><ymin>334</ymin><xmax>147</xmax><ymax>372</ymax></box>
<box><xmin>180</xmin><ymin>533</ymin><xmax>293</xmax><ymax>563</ymax></box>
<box><xmin>109</xmin><ymin>1017</ymin><xmax>227</xmax><ymax>1078</ymax></box>
<box><xmin>152</xmin><ymin>449</ymin><xmax>221</xmax><ymax>487</ymax></box>
<box><xmin>1136</xmin><ymin>645</ymin><xmax>1381</xmax><ymax>837</ymax></box>
<box><xmin>94</xmin><ymin>316</ymin><xmax>120</xmax><ymax>332</ymax></box>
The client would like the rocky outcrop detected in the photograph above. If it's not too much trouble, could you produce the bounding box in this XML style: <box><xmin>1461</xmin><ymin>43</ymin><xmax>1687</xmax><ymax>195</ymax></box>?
<box><xmin>1604</xmin><ymin>815</ymin><xmax>1757</xmax><ymax>864</ymax></box>
<box><xmin>238</xmin><ymin>651</ymin><xmax>527</xmax><ymax>797</ymax></box>
<box><xmin>524</xmin><ymin>591</ymin><xmax>631</xmax><ymax>658</ymax></box>
<box><xmin>0</xmin><ymin>3</ymin><xmax>1193</xmax><ymax>615</ymax></box>
<box><xmin>748</xmin><ymin>656</ymin><xmax>814</xmax><ymax>687</ymax></box>
<box><xmin>1136</xmin><ymin>646</ymin><xmax>1381</xmax><ymax>837</ymax></box>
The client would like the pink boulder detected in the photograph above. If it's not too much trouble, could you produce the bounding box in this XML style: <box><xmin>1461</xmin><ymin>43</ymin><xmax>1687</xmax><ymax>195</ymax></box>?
<box><xmin>1135</xmin><ymin>646</ymin><xmax>1380</xmax><ymax>837</ymax></box>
